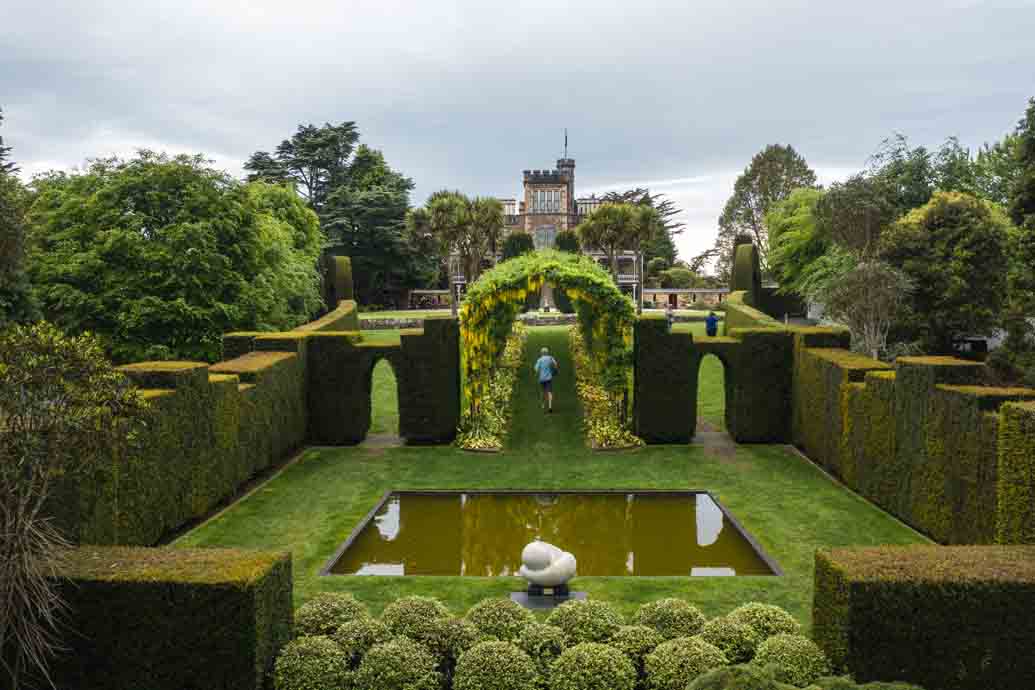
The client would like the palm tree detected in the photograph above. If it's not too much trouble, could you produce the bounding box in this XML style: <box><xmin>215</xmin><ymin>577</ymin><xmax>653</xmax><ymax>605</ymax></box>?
<box><xmin>576</xmin><ymin>203</ymin><xmax>659</xmax><ymax>285</ymax></box>
<box><xmin>407</xmin><ymin>192</ymin><xmax>504</xmax><ymax>284</ymax></box>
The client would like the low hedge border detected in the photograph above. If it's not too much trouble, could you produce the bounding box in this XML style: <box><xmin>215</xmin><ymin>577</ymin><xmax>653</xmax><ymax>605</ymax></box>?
<box><xmin>50</xmin><ymin>546</ymin><xmax>293</xmax><ymax>690</ymax></box>
<box><xmin>814</xmin><ymin>545</ymin><xmax>1035</xmax><ymax>690</ymax></box>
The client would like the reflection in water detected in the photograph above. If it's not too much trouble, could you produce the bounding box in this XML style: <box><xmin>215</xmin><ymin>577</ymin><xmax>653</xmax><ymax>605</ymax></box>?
<box><xmin>330</xmin><ymin>492</ymin><xmax>774</xmax><ymax>577</ymax></box>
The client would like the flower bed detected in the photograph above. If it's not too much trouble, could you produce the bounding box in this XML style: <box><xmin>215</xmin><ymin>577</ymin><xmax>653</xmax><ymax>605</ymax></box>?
<box><xmin>456</xmin><ymin>324</ymin><xmax>527</xmax><ymax>451</ymax></box>
<box><xmin>272</xmin><ymin>594</ymin><xmax>923</xmax><ymax>690</ymax></box>
<box><xmin>570</xmin><ymin>325</ymin><xmax>643</xmax><ymax>450</ymax></box>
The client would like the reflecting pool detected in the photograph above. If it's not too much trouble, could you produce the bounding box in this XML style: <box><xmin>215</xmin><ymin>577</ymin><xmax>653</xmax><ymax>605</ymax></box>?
<box><xmin>326</xmin><ymin>491</ymin><xmax>777</xmax><ymax>576</ymax></box>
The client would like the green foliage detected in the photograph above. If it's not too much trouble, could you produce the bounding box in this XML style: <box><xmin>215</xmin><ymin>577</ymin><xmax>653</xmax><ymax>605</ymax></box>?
<box><xmin>996</xmin><ymin>401</ymin><xmax>1035</xmax><ymax>543</ymax></box>
<box><xmin>687</xmin><ymin>664</ymin><xmax>797</xmax><ymax>690</ymax></box>
<box><xmin>274</xmin><ymin>636</ymin><xmax>352</xmax><ymax>690</ymax></box>
<box><xmin>714</xmin><ymin>144</ymin><xmax>818</xmax><ymax>278</ymax></box>
<box><xmin>0</xmin><ymin>128</ymin><xmax>36</xmax><ymax>325</ymax></box>
<box><xmin>880</xmin><ymin>191</ymin><xmax>1011</xmax><ymax>353</ymax></box>
<box><xmin>354</xmin><ymin>637</ymin><xmax>441</xmax><ymax>690</ymax></box>
<box><xmin>813</xmin><ymin>545</ymin><xmax>1035</xmax><ymax>690</ymax></box>
<box><xmin>27</xmin><ymin>152</ymin><xmax>324</xmax><ymax>362</ymax></box>
<box><xmin>332</xmin><ymin>618</ymin><xmax>391</xmax><ymax>668</ymax></box>
<box><xmin>465</xmin><ymin>598</ymin><xmax>536</xmax><ymax>641</ymax></box>
<box><xmin>381</xmin><ymin>596</ymin><xmax>451</xmax><ymax>640</ymax></box>
<box><xmin>456</xmin><ymin>324</ymin><xmax>525</xmax><ymax>450</ymax></box>
<box><xmin>609</xmin><ymin>625</ymin><xmax>665</xmax><ymax>675</ymax></box>
<box><xmin>571</xmin><ymin>326</ymin><xmax>642</xmax><ymax>449</ymax></box>
<box><xmin>658</xmin><ymin>266</ymin><xmax>699</xmax><ymax>288</ymax></box>
<box><xmin>549</xmin><ymin>642</ymin><xmax>637</xmax><ymax>690</ymax></box>
<box><xmin>753</xmin><ymin>634</ymin><xmax>830</xmax><ymax>687</ymax></box>
<box><xmin>576</xmin><ymin>202</ymin><xmax>659</xmax><ymax>283</ymax></box>
<box><xmin>634</xmin><ymin>599</ymin><xmax>706</xmax><ymax>640</ymax></box>
<box><xmin>453</xmin><ymin>641</ymin><xmax>537</xmax><ymax>690</ymax></box>
<box><xmin>417</xmin><ymin>617</ymin><xmax>486</xmax><ymax>672</ymax></box>
<box><xmin>295</xmin><ymin>592</ymin><xmax>370</xmax><ymax>637</ymax></box>
<box><xmin>555</xmin><ymin>230</ymin><xmax>581</xmax><ymax>253</ymax></box>
<box><xmin>768</xmin><ymin>188</ymin><xmax>827</xmax><ymax>296</ymax></box>
<box><xmin>408</xmin><ymin>191</ymin><xmax>504</xmax><ymax>284</ymax></box>
<box><xmin>698</xmin><ymin>618</ymin><xmax>762</xmax><ymax>664</ymax></box>
<box><xmin>52</xmin><ymin>547</ymin><xmax>293</xmax><ymax>690</ymax></box>
<box><xmin>502</xmin><ymin>231</ymin><xmax>536</xmax><ymax>260</ymax></box>
<box><xmin>516</xmin><ymin>623</ymin><xmax>567</xmax><ymax>681</ymax></box>
<box><xmin>0</xmin><ymin>107</ymin><xmax>14</xmax><ymax>174</ymax></box>
<box><xmin>1010</xmin><ymin>98</ymin><xmax>1035</xmax><ymax>228</ymax></box>
<box><xmin>644</xmin><ymin>637</ymin><xmax>728</xmax><ymax>690</ymax></box>
<box><xmin>815</xmin><ymin>174</ymin><xmax>899</xmax><ymax>258</ymax></box>
<box><xmin>726</xmin><ymin>603</ymin><xmax>800</xmax><ymax>641</ymax></box>
<box><xmin>598</xmin><ymin>187</ymin><xmax>684</xmax><ymax>266</ymax></box>
<box><xmin>546</xmin><ymin>599</ymin><xmax>624</xmax><ymax>645</ymax></box>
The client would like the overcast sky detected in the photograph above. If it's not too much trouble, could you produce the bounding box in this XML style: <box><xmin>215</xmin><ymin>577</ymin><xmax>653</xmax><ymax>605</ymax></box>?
<box><xmin>3</xmin><ymin>0</ymin><xmax>1034</xmax><ymax>265</ymax></box>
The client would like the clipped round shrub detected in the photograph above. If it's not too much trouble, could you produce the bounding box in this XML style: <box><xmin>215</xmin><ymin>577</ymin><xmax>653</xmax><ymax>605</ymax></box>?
<box><xmin>608</xmin><ymin>625</ymin><xmax>665</xmax><ymax>673</ymax></box>
<box><xmin>752</xmin><ymin>634</ymin><xmax>831</xmax><ymax>687</ymax></box>
<box><xmin>332</xmin><ymin>618</ymin><xmax>390</xmax><ymax>667</ymax></box>
<box><xmin>380</xmin><ymin>595</ymin><xmax>451</xmax><ymax>640</ymax></box>
<box><xmin>516</xmin><ymin>622</ymin><xmax>566</xmax><ymax>678</ymax></box>
<box><xmin>294</xmin><ymin>592</ymin><xmax>369</xmax><ymax>636</ymax></box>
<box><xmin>454</xmin><ymin>640</ymin><xmax>538</xmax><ymax>690</ymax></box>
<box><xmin>698</xmin><ymin>617</ymin><xmax>762</xmax><ymax>663</ymax></box>
<box><xmin>725</xmin><ymin>603</ymin><xmax>800</xmax><ymax>641</ymax></box>
<box><xmin>808</xmin><ymin>678</ymin><xmax>925</xmax><ymax>690</ymax></box>
<box><xmin>644</xmin><ymin>637</ymin><xmax>728</xmax><ymax>690</ymax></box>
<box><xmin>545</xmin><ymin>599</ymin><xmax>623</xmax><ymax>645</ymax></box>
<box><xmin>418</xmin><ymin>617</ymin><xmax>487</xmax><ymax>666</ymax></box>
<box><xmin>686</xmin><ymin>663</ymin><xmax>794</xmax><ymax>689</ymax></box>
<box><xmin>549</xmin><ymin>642</ymin><xmax>637</xmax><ymax>690</ymax></box>
<box><xmin>634</xmin><ymin>599</ymin><xmax>706</xmax><ymax>640</ymax></box>
<box><xmin>274</xmin><ymin>636</ymin><xmax>352</xmax><ymax>690</ymax></box>
<box><xmin>466</xmin><ymin>598</ymin><xmax>536</xmax><ymax>641</ymax></box>
<box><xmin>354</xmin><ymin>637</ymin><xmax>441</xmax><ymax>690</ymax></box>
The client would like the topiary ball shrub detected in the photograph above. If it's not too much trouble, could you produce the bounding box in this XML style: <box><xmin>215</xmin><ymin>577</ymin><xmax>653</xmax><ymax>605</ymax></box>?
<box><xmin>808</xmin><ymin>677</ymin><xmax>925</xmax><ymax>690</ymax></box>
<box><xmin>608</xmin><ymin>625</ymin><xmax>665</xmax><ymax>674</ymax></box>
<box><xmin>725</xmin><ymin>603</ymin><xmax>799</xmax><ymax>642</ymax></box>
<box><xmin>546</xmin><ymin>599</ymin><xmax>623</xmax><ymax>645</ymax></box>
<box><xmin>294</xmin><ymin>592</ymin><xmax>369</xmax><ymax>636</ymax></box>
<box><xmin>698</xmin><ymin>617</ymin><xmax>762</xmax><ymax>664</ymax></box>
<box><xmin>331</xmin><ymin>618</ymin><xmax>390</xmax><ymax>668</ymax></box>
<box><xmin>752</xmin><ymin>634</ymin><xmax>831</xmax><ymax>687</ymax></box>
<box><xmin>466</xmin><ymin>598</ymin><xmax>536</xmax><ymax>641</ymax></box>
<box><xmin>454</xmin><ymin>640</ymin><xmax>538</xmax><ymax>690</ymax></box>
<box><xmin>686</xmin><ymin>663</ymin><xmax>796</xmax><ymax>689</ymax></box>
<box><xmin>516</xmin><ymin>622</ymin><xmax>566</xmax><ymax>681</ymax></box>
<box><xmin>644</xmin><ymin>636</ymin><xmax>728</xmax><ymax>690</ymax></box>
<box><xmin>418</xmin><ymin>617</ymin><xmax>487</xmax><ymax>668</ymax></box>
<box><xmin>354</xmin><ymin>637</ymin><xmax>441</xmax><ymax>690</ymax></box>
<box><xmin>380</xmin><ymin>595</ymin><xmax>451</xmax><ymax>640</ymax></box>
<box><xmin>274</xmin><ymin>636</ymin><xmax>352</xmax><ymax>690</ymax></box>
<box><xmin>634</xmin><ymin>599</ymin><xmax>706</xmax><ymax>640</ymax></box>
<box><xmin>549</xmin><ymin>642</ymin><xmax>637</xmax><ymax>690</ymax></box>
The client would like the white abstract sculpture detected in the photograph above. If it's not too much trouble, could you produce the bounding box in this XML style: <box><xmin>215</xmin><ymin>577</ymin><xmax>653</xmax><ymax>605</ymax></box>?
<box><xmin>518</xmin><ymin>540</ymin><xmax>577</xmax><ymax>589</ymax></box>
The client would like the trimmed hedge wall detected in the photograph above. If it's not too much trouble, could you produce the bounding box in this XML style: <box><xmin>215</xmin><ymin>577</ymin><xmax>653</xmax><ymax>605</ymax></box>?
<box><xmin>634</xmin><ymin>316</ymin><xmax>696</xmax><ymax>443</ymax></box>
<box><xmin>729</xmin><ymin>242</ymin><xmax>762</xmax><ymax>306</ymax></box>
<box><xmin>51</xmin><ymin>547</ymin><xmax>293</xmax><ymax>690</ymax></box>
<box><xmin>996</xmin><ymin>401</ymin><xmax>1035</xmax><ymax>543</ymax></box>
<box><xmin>724</xmin><ymin>291</ymin><xmax>781</xmax><ymax>333</ymax></box>
<box><xmin>306</xmin><ymin>317</ymin><xmax>460</xmax><ymax>445</ymax></box>
<box><xmin>295</xmin><ymin>299</ymin><xmax>360</xmax><ymax>332</ymax></box>
<box><xmin>814</xmin><ymin>546</ymin><xmax>1035</xmax><ymax>690</ymax></box>
<box><xmin>324</xmin><ymin>254</ymin><xmax>355</xmax><ymax>305</ymax></box>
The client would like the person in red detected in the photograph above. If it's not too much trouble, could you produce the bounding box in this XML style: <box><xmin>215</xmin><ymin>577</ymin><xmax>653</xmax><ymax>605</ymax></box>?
<box><xmin>533</xmin><ymin>347</ymin><xmax>559</xmax><ymax>413</ymax></box>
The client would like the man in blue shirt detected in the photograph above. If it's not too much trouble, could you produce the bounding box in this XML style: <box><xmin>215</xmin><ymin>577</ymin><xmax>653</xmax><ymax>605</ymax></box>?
<box><xmin>705</xmin><ymin>311</ymin><xmax>720</xmax><ymax>337</ymax></box>
<box><xmin>533</xmin><ymin>347</ymin><xmax>559</xmax><ymax>413</ymax></box>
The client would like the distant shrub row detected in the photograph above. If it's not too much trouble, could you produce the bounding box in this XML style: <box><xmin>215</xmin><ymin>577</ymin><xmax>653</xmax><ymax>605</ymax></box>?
<box><xmin>274</xmin><ymin>594</ymin><xmax>923</xmax><ymax>690</ymax></box>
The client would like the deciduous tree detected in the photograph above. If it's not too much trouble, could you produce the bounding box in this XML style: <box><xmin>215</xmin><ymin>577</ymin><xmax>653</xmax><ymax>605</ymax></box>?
<box><xmin>713</xmin><ymin>144</ymin><xmax>818</xmax><ymax>279</ymax></box>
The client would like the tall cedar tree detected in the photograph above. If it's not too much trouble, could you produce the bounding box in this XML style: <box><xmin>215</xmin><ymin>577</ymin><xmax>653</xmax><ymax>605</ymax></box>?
<box><xmin>714</xmin><ymin>144</ymin><xmax>818</xmax><ymax>280</ymax></box>
<box><xmin>0</xmin><ymin>108</ymin><xmax>37</xmax><ymax>324</ymax></box>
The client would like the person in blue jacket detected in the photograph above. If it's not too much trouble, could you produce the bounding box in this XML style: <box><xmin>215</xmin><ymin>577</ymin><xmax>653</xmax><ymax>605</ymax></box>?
<box><xmin>705</xmin><ymin>311</ymin><xmax>720</xmax><ymax>337</ymax></box>
<box><xmin>533</xmin><ymin>347</ymin><xmax>559</xmax><ymax>413</ymax></box>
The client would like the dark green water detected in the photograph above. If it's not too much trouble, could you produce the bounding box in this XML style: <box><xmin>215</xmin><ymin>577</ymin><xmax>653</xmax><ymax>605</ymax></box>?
<box><xmin>328</xmin><ymin>492</ymin><xmax>775</xmax><ymax>576</ymax></box>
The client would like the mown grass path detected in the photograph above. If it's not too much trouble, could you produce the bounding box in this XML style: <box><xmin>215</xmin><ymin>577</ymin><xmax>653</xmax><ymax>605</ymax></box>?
<box><xmin>508</xmin><ymin>327</ymin><xmax>584</xmax><ymax>452</ymax></box>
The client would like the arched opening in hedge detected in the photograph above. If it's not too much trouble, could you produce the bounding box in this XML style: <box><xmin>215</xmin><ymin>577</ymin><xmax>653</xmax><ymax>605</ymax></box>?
<box><xmin>459</xmin><ymin>250</ymin><xmax>635</xmax><ymax>422</ymax></box>
<box><xmin>697</xmin><ymin>353</ymin><xmax>727</xmax><ymax>431</ymax></box>
<box><xmin>366</xmin><ymin>356</ymin><xmax>401</xmax><ymax>437</ymax></box>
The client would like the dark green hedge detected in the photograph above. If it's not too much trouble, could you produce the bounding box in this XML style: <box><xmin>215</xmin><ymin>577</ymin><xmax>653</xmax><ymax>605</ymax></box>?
<box><xmin>814</xmin><ymin>545</ymin><xmax>1035</xmax><ymax>690</ymax></box>
<box><xmin>324</xmin><ymin>254</ymin><xmax>354</xmax><ymax>304</ymax></box>
<box><xmin>724</xmin><ymin>291</ymin><xmax>781</xmax><ymax>332</ymax></box>
<box><xmin>722</xmin><ymin>328</ymin><xmax>794</xmax><ymax>443</ymax></box>
<box><xmin>997</xmin><ymin>401</ymin><xmax>1035</xmax><ymax>543</ymax></box>
<box><xmin>634</xmin><ymin>316</ymin><xmax>696</xmax><ymax>443</ymax></box>
<box><xmin>841</xmin><ymin>371</ymin><xmax>897</xmax><ymax>511</ymax></box>
<box><xmin>729</xmin><ymin>242</ymin><xmax>762</xmax><ymax>306</ymax></box>
<box><xmin>295</xmin><ymin>299</ymin><xmax>359</xmax><ymax>332</ymax></box>
<box><xmin>757</xmin><ymin>286</ymin><xmax>806</xmax><ymax>320</ymax></box>
<box><xmin>306</xmin><ymin>317</ymin><xmax>460</xmax><ymax>445</ymax></box>
<box><xmin>51</xmin><ymin>546</ymin><xmax>293</xmax><ymax>690</ymax></box>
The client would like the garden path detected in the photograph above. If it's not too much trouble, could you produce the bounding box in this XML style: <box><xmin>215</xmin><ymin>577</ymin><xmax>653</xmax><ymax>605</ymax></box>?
<box><xmin>507</xmin><ymin>327</ymin><xmax>584</xmax><ymax>452</ymax></box>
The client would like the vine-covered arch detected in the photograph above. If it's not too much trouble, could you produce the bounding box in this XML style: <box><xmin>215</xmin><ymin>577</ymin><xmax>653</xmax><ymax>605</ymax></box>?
<box><xmin>459</xmin><ymin>250</ymin><xmax>635</xmax><ymax>414</ymax></box>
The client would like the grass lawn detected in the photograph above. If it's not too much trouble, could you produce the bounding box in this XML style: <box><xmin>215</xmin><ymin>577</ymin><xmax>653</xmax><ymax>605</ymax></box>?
<box><xmin>177</xmin><ymin>326</ymin><xmax>926</xmax><ymax>628</ymax></box>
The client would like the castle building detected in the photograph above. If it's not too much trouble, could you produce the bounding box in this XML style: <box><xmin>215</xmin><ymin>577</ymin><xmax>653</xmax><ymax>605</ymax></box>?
<box><xmin>449</xmin><ymin>157</ymin><xmax>642</xmax><ymax>297</ymax></box>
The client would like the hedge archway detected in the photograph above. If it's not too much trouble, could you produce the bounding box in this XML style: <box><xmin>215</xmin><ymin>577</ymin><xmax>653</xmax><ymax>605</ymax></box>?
<box><xmin>459</xmin><ymin>250</ymin><xmax>635</xmax><ymax>415</ymax></box>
